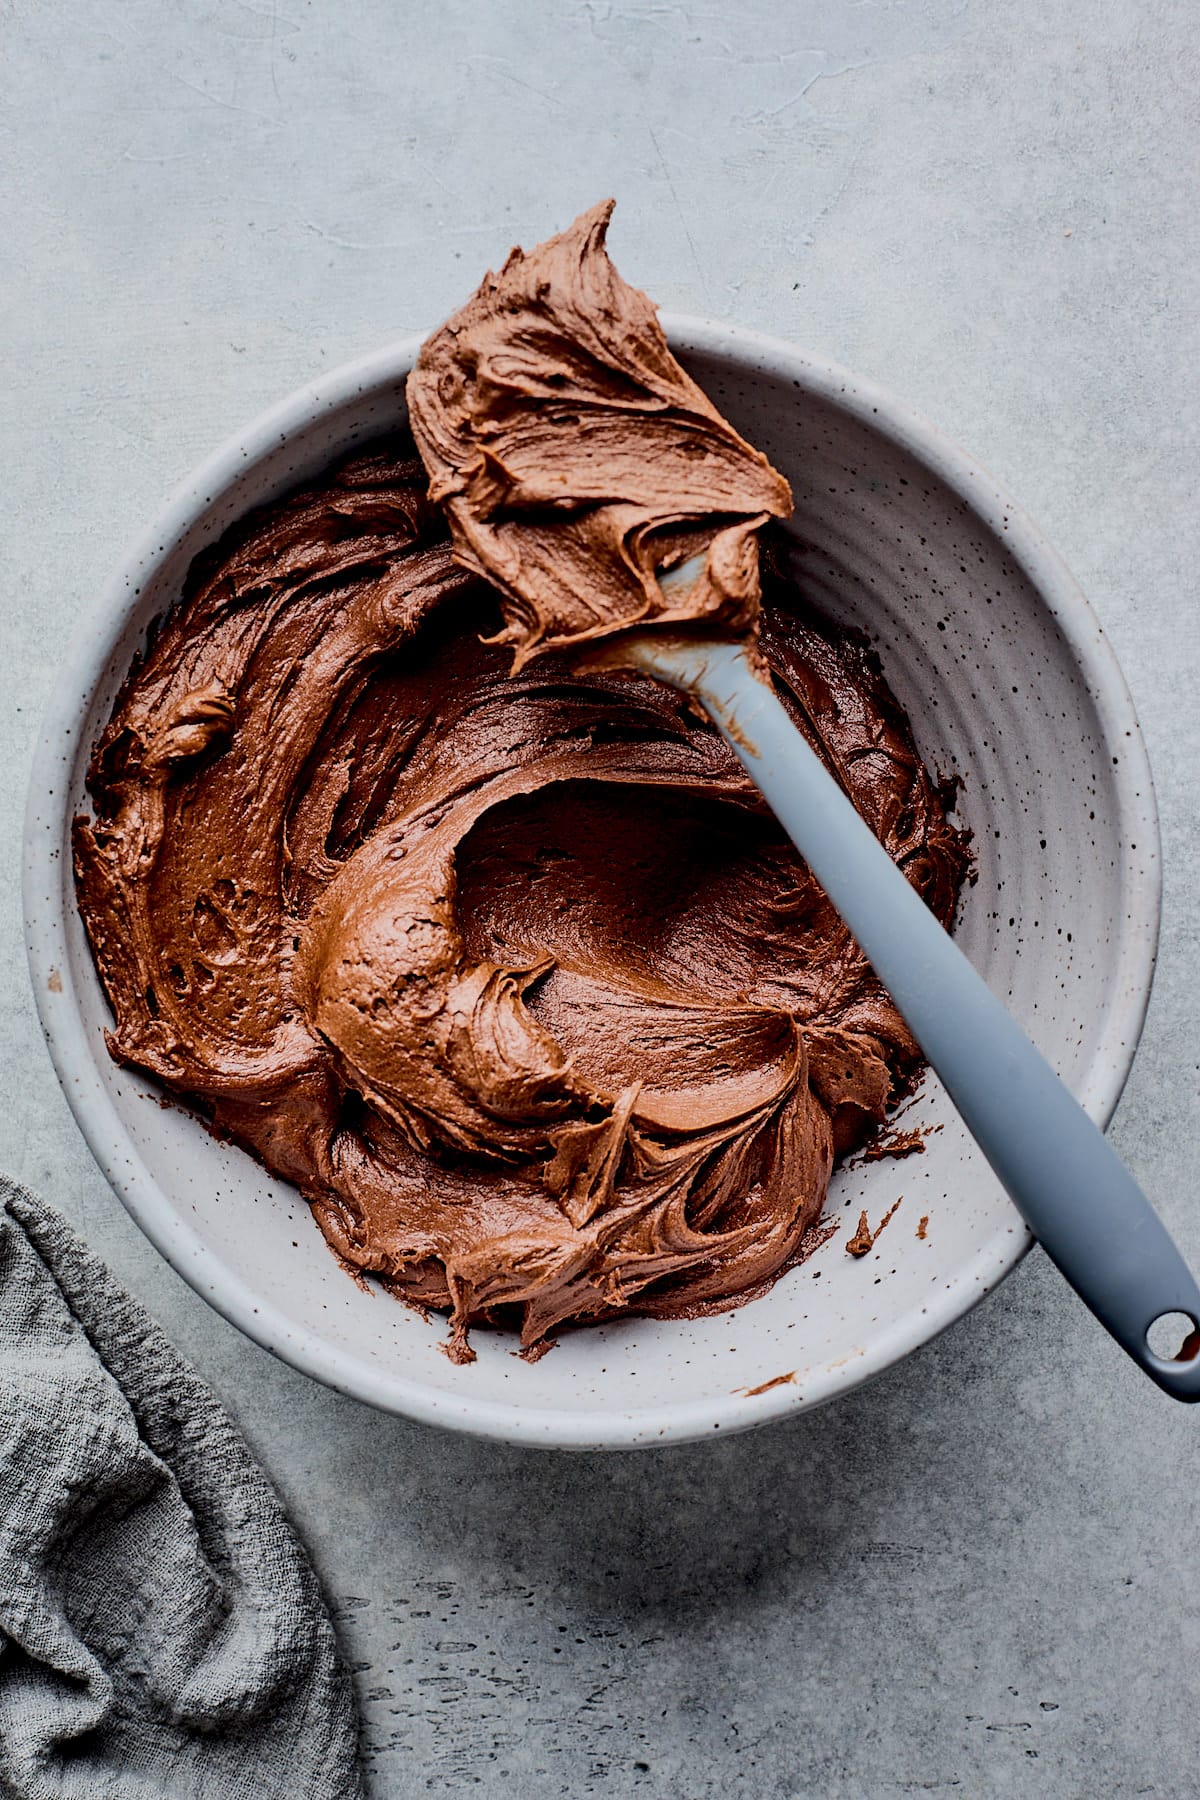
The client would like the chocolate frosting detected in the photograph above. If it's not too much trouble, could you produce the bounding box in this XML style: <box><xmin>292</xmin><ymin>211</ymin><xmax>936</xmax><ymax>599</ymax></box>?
<box><xmin>407</xmin><ymin>199</ymin><xmax>791</xmax><ymax>669</ymax></box>
<box><xmin>74</xmin><ymin>207</ymin><xmax>970</xmax><ymax>1361</ymax></box>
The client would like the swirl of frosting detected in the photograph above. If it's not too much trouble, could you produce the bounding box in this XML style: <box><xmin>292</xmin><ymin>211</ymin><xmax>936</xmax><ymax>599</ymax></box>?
<box><xmin>75</xmin><ymin>442</ymin><xmax>968</xmax><ymax>1360</ymax></box>
<box><xmin>75</xmin><ymin>204</ymin><xmax>969</xmax><ymax>1360</ymax></box>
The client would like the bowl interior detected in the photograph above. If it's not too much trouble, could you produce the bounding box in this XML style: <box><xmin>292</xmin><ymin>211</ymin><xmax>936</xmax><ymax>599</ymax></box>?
<box><xmin>26</xmin><ymin>331</ymin><xmax>1159</xmax><ymax>1447</ymax></box>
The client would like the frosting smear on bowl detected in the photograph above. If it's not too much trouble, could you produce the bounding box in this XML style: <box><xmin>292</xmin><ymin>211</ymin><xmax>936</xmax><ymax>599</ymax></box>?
<box><xmin>74</xmin><ymin>205</ymin><xmax>970</xmax><ymax>1361</ymax></box>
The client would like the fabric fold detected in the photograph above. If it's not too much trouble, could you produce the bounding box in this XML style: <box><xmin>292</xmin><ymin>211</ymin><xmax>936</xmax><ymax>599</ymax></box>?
<box><xmin>0</xmin><ymin>1177</ymin><xmax>362</xmax><ymax>1800</ymax></box>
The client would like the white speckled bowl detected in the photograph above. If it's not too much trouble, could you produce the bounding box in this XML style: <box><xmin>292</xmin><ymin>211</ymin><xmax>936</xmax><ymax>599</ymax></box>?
<box><xmin>24</xmin><ymin>321</ymin><xmax>1160</xmax><ymax>1449</ymax></box>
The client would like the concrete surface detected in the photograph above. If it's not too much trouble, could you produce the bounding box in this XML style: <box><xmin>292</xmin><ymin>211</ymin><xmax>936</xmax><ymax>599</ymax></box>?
<box><xmin>2</xmin><ymin>1</ymin><xmax>1197</xmax><ymax>1794</ymax></box>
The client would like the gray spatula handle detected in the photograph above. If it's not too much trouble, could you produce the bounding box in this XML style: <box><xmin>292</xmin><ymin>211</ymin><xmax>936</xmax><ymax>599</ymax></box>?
<box><xmin>628</xmin><ymin>635</ymin><xmax>1200</xmax><ymax>1399</ymax></box>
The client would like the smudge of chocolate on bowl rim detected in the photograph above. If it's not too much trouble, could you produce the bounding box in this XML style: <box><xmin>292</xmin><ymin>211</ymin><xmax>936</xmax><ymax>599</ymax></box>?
<box><xmin>846</xmin><ymin>1197</ymin><xmax>904</xmax><ymax>1257</ymax></box>
<box><xmin>739</xmin><ymin>1370</ymin><xmax>798</xmax><ymax>1397</ymax></box>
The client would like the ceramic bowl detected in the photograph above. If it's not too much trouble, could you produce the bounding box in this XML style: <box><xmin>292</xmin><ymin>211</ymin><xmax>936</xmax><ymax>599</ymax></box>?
<box><xmin>24</xmin><ymin>320</ymin><xmax>1160</xmax><ymax>1448</ymax></box>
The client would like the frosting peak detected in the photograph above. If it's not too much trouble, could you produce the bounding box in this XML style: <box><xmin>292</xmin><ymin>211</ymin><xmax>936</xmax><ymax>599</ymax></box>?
<box><xmin>407</xmin><ymin>200</ymin><xmax>793</xmax><ymax>668</ymax></box>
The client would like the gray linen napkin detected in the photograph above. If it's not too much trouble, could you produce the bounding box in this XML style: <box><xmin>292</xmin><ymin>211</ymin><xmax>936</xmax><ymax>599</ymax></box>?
<box><xmin>0</xmin><ymin>1177</ymin><xmax>363</xmax><ymax>1800</ymax></box>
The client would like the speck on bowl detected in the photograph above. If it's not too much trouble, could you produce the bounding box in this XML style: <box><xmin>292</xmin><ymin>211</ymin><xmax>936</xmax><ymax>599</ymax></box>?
<box><xmin>24</xmin><ymin>321</ymin><xmax>1160</xmax><ymax>1449</ymax></box>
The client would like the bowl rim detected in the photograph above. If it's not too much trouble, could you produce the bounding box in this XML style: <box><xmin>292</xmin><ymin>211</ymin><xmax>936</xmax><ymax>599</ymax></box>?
<box><xmin>23</xmin><ymin>316</ymin><xmax>1162</xmax><ymax>1449</ymax></box>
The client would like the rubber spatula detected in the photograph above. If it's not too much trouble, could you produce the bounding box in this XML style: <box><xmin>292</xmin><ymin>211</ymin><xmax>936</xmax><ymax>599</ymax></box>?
<box><xmin>606</xmin><ymin>553</ymin><xmax>1200</xmax><ymax>1399</ymax></box>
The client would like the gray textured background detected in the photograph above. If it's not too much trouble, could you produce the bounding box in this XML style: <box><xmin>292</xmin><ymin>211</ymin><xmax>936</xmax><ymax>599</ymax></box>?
<box><xmin>3</xmin><ymin>2</ymin><xmax>1197</xmax><ymax>1794</ymax></box>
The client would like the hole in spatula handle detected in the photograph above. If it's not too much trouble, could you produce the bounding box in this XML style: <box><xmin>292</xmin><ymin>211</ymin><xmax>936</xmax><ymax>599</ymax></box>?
<box><xmin>1147</xmin><ymin>1311</ymin><xmax>1200</xmax><ymax>1362</ymax></box>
